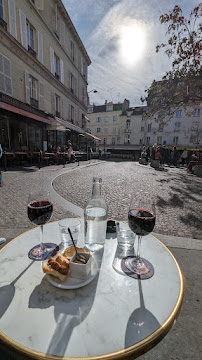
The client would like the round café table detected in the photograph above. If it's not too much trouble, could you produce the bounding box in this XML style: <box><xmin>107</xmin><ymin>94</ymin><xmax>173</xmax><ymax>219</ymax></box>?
<box><xmin>0</xmin><ymin>219</ymin><xmax>183</xmax><ymax>360</ymax></box>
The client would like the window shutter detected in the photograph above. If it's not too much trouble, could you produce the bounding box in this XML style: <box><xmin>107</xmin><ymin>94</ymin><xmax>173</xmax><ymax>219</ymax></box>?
<box><xmin>61</xmin><ymin>99</ymin><xmax>64</xmax><ymax>119</ymax></box>
<box><xmin>3</xmin><ymin>56</ymin><xmax>12</xmax><ymax>96</ymax></box>
<box><xmin>25</xmin><ymin>71</ymin><xmax>30</xmax><ymax>104</ymax></box>
<box><xmin>39</xmin><ymin>82</ymin><xmax>44</xmax><ymax>110</ymax></box>
<box><xmin>51</xmin><ymin>91</ymin><xmax>55</xmax><ymax>115</ymax></box>
<box><xmin>74</xmin><ymin>78</ymin><xmax>77</xmax><ymax>96</ymax></box>
<box><xmin>50</xmin><ymin>47</ymin><xmax>55</xmax><ymax>75</ymax></box>
<box><xmin>19</xmin><ymin>9</ymin><xmax>27</xmax><ymax>48</ymax></box>
<box><xmin>60</xmin><ymin>59</ymin><xmax>64</xmax><ymax>84</ymax></box>
<box><xmin>8</xmin><ymin>0</ymin><xmax>17</xmax><ymax>39</ymax></box>
<box><xmin>37</xmin><ymin>31</ymin><xmax>43</xmax><ymax>64</ymax></box>
<box><xmin>0</xmin><ymin>53</ymin><xmax>5</xmax><ymax>92</ymax></box>
<box><xmin>35</xmin><ymin>0</ymin><xmax>44</xmax><ymax>11</ymax></box>
<box><xmin>68</xmin><ymin>104</ymin><xmax>71</xmax><ymax>120</ymax></box>
<box><xmin>60</xmin><ymin>20</ymin><xmax>65</xmax><ymax>45</ymax></box>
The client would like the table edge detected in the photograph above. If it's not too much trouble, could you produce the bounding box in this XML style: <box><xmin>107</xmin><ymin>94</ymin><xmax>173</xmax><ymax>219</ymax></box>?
<box><xmin>0</xmin><ymin>228</ymin><xmax>184</xmax><ymax>360</ymax></box>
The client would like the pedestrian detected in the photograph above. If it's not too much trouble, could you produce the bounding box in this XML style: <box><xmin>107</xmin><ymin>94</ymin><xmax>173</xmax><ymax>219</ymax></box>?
<box><xmin>187</xmin><ymin>150</ymin><xmax>202</xmax><ymax>174</ymax></box>
<box><xmin>180</xmin><ymin>148</ymin><xmax>188</xmax><ymax>165</ymax></box>
<box><xmin>171</xmin><ymin>146</ymin><xmax>179</xmax><ymax>167</ymax></box>
<box><xmin>151</xmin><ymin>144</ymin><xmax>157</xmax><ymax>160</ymax></box>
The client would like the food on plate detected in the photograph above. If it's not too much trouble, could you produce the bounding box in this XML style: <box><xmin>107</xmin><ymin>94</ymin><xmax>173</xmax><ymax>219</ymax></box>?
<box><xmin>42</xmin><ymin>251</ymin><xmax>69</xmax><ymax>282</ymax></box>
<box><xmin>63</xmin><ymin>245</ymin><xmax>88</xmax><ymax>260</ymax></box>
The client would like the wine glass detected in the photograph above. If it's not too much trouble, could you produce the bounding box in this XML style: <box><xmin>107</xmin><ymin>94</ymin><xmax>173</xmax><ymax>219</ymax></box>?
<box><xmin>127</xmin><ymin>195</ymin><xmax>156</xmax><ymax>276</ymax></box>
<box><xmin>27</xmin><ymin>190</ymin><xmax>56</xmax><ymax>260</ymax></box>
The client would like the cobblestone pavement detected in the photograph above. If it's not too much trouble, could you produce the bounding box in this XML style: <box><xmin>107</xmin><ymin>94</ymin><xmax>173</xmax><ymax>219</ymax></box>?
<box><xmin>53</xmin><ymin>161</ymin><xmax>202</xmax><ymax>240</ymax></box>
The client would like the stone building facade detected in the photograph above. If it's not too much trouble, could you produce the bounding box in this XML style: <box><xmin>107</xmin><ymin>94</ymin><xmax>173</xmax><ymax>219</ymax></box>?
<box><xmin>0</xmin><ymin>0</ymin><xmax>92</xmax><ymax>152</ymax></box>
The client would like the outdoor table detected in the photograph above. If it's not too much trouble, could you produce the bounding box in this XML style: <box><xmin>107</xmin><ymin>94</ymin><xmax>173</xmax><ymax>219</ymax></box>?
<box><xmin>0</xmin><ymin>219</ymin><xmax>183</xmax><ymax>360</ymax></box>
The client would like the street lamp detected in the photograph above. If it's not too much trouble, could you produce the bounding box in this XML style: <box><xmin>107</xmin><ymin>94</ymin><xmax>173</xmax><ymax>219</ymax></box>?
<box><xmin>87</xmin><ymin>89</ymin><xmax>98</xmax><ymax>94</ymax></box>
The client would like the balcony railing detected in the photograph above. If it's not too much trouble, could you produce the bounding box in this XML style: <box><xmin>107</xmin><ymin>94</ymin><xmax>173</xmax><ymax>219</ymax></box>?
<box><xmin>0</xmin><ymin>17</ymin><xmax>7</xmax><ymax>31</ymax></box>
<box><xmin>124</xmin><ymin>128</ymin><xmax>131</xmax><ymax>133</ymax></box>
<box><xmin>28</xmin><ymin>45</ymin><xmax>36</xmax><ymax>59</ymax></box>
<box><xmin>55</xmin><ymin>111</ymin><xmax>60</xmax><ymax>118</ymax></box>
<box><xmin>30</xmin><ymin>97</ymin><xmax>38</xmax><ymax>108</ymax></box>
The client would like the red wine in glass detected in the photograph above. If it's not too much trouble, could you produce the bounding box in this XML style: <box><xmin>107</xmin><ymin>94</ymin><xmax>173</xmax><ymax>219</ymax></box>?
<box><xmin>28</xmin><ymin>200</ymin><xmax>53</xmax><ymax>226</ymax></box>
<box><xmin>127</xmin><ymin>199</ymin><xmax>156</xmax><ymax>276</ymax></box>
<box><xmin>27</xmin><ymin>192</ymin><xmax>54</xmax><ymax>261</ymax></box>
<box><xmin>128</xmin><ymin>208</ymin><xmax>156</xmax><ymax>236</ymax></box>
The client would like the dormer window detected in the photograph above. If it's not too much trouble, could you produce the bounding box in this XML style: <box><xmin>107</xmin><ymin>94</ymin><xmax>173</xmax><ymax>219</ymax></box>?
<box><xmin>106</xmin><ymin>104</ymin><xmax>113</xmax><ymax>111</ymax></box>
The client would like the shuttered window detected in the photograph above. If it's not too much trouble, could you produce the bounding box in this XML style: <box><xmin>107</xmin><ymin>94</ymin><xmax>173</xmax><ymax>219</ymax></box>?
<box><xmin>39</xmin><ymin>82</ymin><xmax>44</xmax><ymax>110</ymax></box>
<box><xmin>0</xmin><ymin>53</ymin><xmax>12</xmax><ymax>96</ymax></box>
<box><xmin>8</xmin><ymin>0</ymin><xmax>17</xmax><ymax>39</ymax></box>
<box><xmin>37</xmin><ymin>31</ymin><xmax>43</xmax><ymax>63</ymax></box>
<box><xmin>19</xmin><ymin>9</ymin><xmax>27</xmax><ymax>48</ymax></box>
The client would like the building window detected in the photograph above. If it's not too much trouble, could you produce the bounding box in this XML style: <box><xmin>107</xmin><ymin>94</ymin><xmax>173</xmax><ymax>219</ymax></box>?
<box><xmin>174</xmin><ymin>122</ymin><xmax>181</xmax><ymax>132</ymax></box>
<box><xmin>0</xmin><ymin>52</ymin><xmax>12</xmax><ymax>96</ymax></box>
<box><xmin>147</xmin><ymin>124</ymin><xmax>151</xmax><ymax>132</ymax></box>
<box><xmin>88</xmin><ymin>107</ymin><xmax>93</xmax><ymax>113</ymax></box>
<box><xmin>29</xmin><ymin>75</ymin><xmax>38</xmax><ymax>107</ymax></box>
<box><xmin>97</xmin><ymin>128</ymin><xmax>100</xmax><ymax>133</ymax></box>
<box><xmin>157</xmin><ymin>136</ymin><xmax>162</xmax><ymax>145</ymax></box>
<box><xmin>158</xmin><ymin>123</ymin><xmax>164</xmax><ymax>132</ymax></box>
<box><xmin>113</xmin><ymin>115</ymin><xmax>118</xmax><ymax>121</ymax></box>
<box><xmin>106</xmin><ymin>104</ymin><xmax>113</xmax><ymax>111</ymax></box>
<box><xmin>54</xmin><ymin>53</ymin><xmax>60</xmax><ymax>79</ymax></box>
<box><xmin>194</xmin><ymin>108</ymin><xmax>200</xmax><ymax>116</ymax></box>
<box><xmin>176</xmin><ymin>110</ymin><xmax>182</xmax><ymax>117</ymax></box>
<box><xmin>126</xmin><ymin>120</ymin><xmax>130</xmax><ymax>129</ymax></box>
<box><xmin>55</xmin><ymin>94</ymin><xmax>60</xmax><ymax>117</ymax></box>
<box><xmin>141</xmin><ymin>126</ymin><xmax>144</xmax><ymax>132</ymax></box>
<box><xmin>70</xmin><ymin>40</ymin><xmax>75</xmax><ymax>61</ymax></box>
<box><xmin>112</xmin><ymin>138</ymin><xmax>115</xmax><ymax>145</ymax></box>
<box><xmin>71</xmin><ymin>105</ymin><xmax>74</xmax><ymax>123</ymax></box>
<box><xmin>104</xmin><ymin>116</ymin><xmax>109</xmax><ymax>122</ymax></box>
<box><xmin>173</xmin><ymin>136</ymin><xmax>178</xmax><ymax>145</ymax></box>
<box><xmin>139</xmin><ymin>139</ymin><xmax>142</xmax><ymax>144</ymax></box>
<box><xmin>146</xmin><ymin>137</ymin><xmax>150</xmax><ymax>145</ymax></box>
<box><xmin>96</xmin><ymin>117</ymin><xmax>102</xmax><ymax>122</ymax></box>
<box><xmin>113</xmin><ymin>127</ymin><xmax>116</xmax><ymax>134</ymax></box>
<box><xmin>27</xmin><ymin>22</ymin><xmax>34</xmax><ymax>49</ymax></box>
<box><xmin>0</xmin><ymin>0</ymin><xmax>3</xmax><ymax>19</ymax></box>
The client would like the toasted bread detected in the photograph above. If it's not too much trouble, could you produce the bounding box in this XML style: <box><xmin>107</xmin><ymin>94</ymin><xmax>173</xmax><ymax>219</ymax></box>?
<box><xmin>42</xmin><ymin>262</ymin><xmax>68</xmax><ymax>282</ymax></box>
<box><xmin>63</xmin><ymin>245</ymin><xmax>87</xmax><ymax>260</ymax></box>
<box><xmin>42</xmin><ymin>251</ymin><xmax>70</xmax><ymax>282</ymax></box>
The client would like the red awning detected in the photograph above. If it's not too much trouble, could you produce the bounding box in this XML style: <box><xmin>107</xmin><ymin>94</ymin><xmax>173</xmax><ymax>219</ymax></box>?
<box><xmin>85</xmin><ymin>133</ymin><xmax>101</xmax><ymax>141</ymax></box>
<box><xmin>0</xmin><ymin>102</ymin><xmax>51</xmax><ymax>124</ymax></box>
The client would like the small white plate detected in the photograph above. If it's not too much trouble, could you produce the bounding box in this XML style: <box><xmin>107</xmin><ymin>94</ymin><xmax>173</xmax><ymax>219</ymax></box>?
<box><xmin>45</xmin><ymin>257</ymin><xmax>98</xmax><ymax>289</ymax></box>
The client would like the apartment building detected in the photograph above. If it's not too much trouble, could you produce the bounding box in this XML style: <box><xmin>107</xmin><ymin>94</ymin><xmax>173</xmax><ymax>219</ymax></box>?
<box><xmin>0</xmin><ymin>0</ymin><xmax>92</xmax><ymax>151</ymax></box>
<box><xmin>87</xmin><ymin>99</ymin><xmax>130</xmax><ymax>148</ymax></box>
<box><xmin>141</xmin><ymin>106</ymin><xmax>202</xmax><ymax>149</ymax></box>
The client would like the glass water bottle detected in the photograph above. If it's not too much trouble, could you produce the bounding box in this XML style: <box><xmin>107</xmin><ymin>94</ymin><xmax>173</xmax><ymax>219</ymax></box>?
<box><xmin>84</xmin><ymin>177</ymin><xmax>108</xmax><ymax>251</ymax></box>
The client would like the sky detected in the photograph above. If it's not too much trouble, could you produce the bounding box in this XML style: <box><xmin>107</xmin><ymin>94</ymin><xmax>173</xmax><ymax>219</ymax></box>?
<box><xmin>63</xmin><ymin>0</ymin><xmax>199</xmax><ymax>107</ymax></box>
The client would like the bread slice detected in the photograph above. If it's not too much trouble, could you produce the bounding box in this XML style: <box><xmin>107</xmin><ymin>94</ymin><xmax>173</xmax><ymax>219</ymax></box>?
<box><xmin>42</xmin><ymin>262</ymin><xmax>68</xmax><ymax>282</ymax></box>
<box><xmin>63</xmin><ymin>245</ymin><xmax>87</xmax><ymax>260</ymax></box>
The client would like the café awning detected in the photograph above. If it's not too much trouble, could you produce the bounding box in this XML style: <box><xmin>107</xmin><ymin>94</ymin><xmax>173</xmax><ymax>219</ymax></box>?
<box><xmin>0</xmin><ymin>102</ymin><xmax>51</xmax><ymax>124</ymax></box>
<box><xmin>85</xmin><ymin>133</ymin><xmax>101</xmax><ymax>141</ymax></box>
<box><xmin>47</xmin><ymin>117</ymin><xmax>86</xmax><ymax>134</ymax></box>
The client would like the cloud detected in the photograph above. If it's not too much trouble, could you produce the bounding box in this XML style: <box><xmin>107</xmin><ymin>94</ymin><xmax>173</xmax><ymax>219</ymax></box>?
<box><xmin>63</xmin><ymin>0</ymin><xmax>198</xmax><ymax>106</ymax></box>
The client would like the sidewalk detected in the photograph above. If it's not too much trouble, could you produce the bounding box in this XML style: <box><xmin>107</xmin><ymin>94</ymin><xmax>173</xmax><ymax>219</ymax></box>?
<box><xmin>0</xmin><ymin>160</ymin><xmax>201</xmax><ymax>359</ymax></box>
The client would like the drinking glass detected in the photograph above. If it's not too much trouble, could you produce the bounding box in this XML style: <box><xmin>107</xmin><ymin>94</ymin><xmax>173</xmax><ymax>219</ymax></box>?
<box><xmin>27</xmin><ymin>190</ymin><xmax>54</xmax><ymax>260</ymax></box>
<box><xmin>127</xmin><ymin>195</ymin><xmax>156</xmax><ymax>275</ymax></box>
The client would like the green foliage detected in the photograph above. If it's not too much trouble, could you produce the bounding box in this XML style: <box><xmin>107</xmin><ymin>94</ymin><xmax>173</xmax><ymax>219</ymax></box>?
<box><xmin>141</xmin><ymin>4</ymin><xmax>202</xmax><ymax>119</ymax></box>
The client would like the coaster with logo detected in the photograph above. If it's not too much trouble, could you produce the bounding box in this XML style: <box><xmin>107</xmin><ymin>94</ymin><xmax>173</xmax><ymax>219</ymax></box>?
<box><xmin>28</xmin><ymin>243</ymin><xmax>59</xmax><ymax>261</ymax></box>
<box><xmin>121</xmin><ymin>256</ymin><xmax>154</xmax><ymax>280</ymax></box>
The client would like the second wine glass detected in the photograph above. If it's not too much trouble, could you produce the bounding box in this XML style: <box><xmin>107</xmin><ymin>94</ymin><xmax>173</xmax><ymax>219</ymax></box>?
<box><xmin>27</xmin><ymin>190</ymin><xmax>54</xmax><ymax>260</ymax></box>
<box><xmin>127</xmin><ymin>196</ymin><xmax>156</xmax><ymax>276</ymax></box>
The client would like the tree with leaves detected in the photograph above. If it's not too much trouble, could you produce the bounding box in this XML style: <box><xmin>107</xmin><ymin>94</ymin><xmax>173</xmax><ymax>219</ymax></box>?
<box><xmin>141</xmin><ymin>3</ymin><xmax>202</xmax><ymax>120</ymax></box>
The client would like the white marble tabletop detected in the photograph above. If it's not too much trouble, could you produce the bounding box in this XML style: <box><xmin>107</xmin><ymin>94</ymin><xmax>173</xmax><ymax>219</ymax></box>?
<box><xmin>0</xmin><ymin>219</ymin><xmax>183</xmax><ymax>359</ymax></box>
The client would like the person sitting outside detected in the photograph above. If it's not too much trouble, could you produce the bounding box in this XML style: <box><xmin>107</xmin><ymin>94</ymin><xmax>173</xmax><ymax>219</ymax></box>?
<box><xmin>187</xmin><ymin>151</ymin><xmax>202</xmax><ymax>174</ymax></box>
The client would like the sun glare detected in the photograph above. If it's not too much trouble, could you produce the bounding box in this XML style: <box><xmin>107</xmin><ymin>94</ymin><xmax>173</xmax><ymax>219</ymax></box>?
<box><xmin>119</xmin><ymin>25</ymin><xmax>145</xmax><ymax>66</ymax></box>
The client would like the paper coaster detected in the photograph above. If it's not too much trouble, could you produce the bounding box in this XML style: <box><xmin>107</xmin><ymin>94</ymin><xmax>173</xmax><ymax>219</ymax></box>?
<box><xmin>28</xmin><ymin>243</ymin><xmax>59</xmax><ymax>261</ymax></box>
<box><xmin>121</xmin><ymin>256</ymin><xmax>154</xmax><ymax>280</ymax></box>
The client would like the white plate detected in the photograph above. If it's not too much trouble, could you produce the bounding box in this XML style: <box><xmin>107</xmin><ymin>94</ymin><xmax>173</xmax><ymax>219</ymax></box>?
<box><xmin>45</xmin><ymin>257</ymin><xmax>98</xmax><ymax>289</ymax></box>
